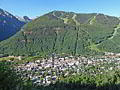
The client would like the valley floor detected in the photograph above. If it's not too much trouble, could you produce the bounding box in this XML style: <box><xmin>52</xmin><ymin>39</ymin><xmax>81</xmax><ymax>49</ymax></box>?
<box><xmin>1</xmin><ymin>53</ymin><xmax>120</xmax><ymax>90</ymax></box>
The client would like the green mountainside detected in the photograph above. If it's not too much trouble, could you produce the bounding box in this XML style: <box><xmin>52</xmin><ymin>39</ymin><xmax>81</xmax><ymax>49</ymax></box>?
<box><xmin>0</xmin><ymin>11</ymin><xmax>120</xmax><ymax>56</ymax></box>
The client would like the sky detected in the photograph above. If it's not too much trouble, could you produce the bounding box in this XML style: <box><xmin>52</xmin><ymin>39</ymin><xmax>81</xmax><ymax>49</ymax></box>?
<box><xmin>0</xmin><ymin>0</ymin><xmax>120</xmax><ymax>18</ymax></box>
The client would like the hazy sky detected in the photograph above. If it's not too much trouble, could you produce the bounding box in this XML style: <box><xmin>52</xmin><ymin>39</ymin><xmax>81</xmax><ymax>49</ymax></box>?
<box><xmin>0</xmin><ymin>0</ymin><xmax>120</xmax><ymax>18</ymax></box>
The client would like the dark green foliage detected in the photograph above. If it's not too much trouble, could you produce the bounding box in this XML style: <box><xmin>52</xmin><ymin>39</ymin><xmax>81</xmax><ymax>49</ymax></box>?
<box><xmin>35</xmin><ymin>71</ymin><xmax>120</xmax><ymax>90</ymax></box>
<box><xmin>0</xmin><ymin>61</ymin><xmax>33</xmax><ymax>90</ymax></box>
<box><xmin>0</xmin><ymin>61</ymin><xmax>22</xmax><ymax>90</ymax></box>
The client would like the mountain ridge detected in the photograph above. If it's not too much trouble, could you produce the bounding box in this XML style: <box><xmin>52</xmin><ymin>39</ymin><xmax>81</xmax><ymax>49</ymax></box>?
<box><xmin>0</xmin><ymin>11</ymin><xmax>120</xmax><ymax>56</ymax></box>
<box><xmin>15</xmin><ymin>15</ymin><xmax>32</xmax><ymax>23</ymax></box>
<box><xmin>0</xmin><ymin>8</ymin><xmax>25</xmax><ymax>41</ymax></box>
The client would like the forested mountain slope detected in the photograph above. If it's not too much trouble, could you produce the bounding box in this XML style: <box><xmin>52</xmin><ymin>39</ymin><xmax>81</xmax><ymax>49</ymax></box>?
<box><xmin>0</xmin><ymin>11</ymin><xmax>120</xmax><ymax>56</ymax></box>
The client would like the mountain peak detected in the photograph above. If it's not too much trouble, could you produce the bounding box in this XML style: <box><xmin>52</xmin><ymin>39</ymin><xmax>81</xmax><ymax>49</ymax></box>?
<box><xmin>15</xmin><ymin>15</ymin><xmax>31</xmax><ymax>22</ymax></box>
<box><xmin>23</xmin><ymin>16</ymin><xmax>31</xmax><ymax>22</ymax></box>
<box><xmin>0</xmin><ymin>8</ymin><xmax>12</xmax><ymax>17</ymax></box>
<box><xmin>0</xmin><ymin>8</ymin><xmax>25</xmax><ymax>41</ymax></box>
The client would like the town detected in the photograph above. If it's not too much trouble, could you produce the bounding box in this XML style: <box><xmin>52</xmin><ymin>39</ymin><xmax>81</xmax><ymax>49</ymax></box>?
<box><xmin>14</xmin><ymin>53</ymin><xmax>120</xmax><ymax>86</ymax></box>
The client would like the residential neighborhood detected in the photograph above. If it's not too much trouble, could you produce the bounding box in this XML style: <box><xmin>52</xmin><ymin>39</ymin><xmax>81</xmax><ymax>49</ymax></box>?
<box><xmin>14</xmin><ymin>53</ymin><xmax>120</xmax><ymax>86</ymax></box>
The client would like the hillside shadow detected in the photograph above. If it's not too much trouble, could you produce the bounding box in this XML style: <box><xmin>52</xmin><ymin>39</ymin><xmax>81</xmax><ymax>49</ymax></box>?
<box><xmin>35</xmin><ymin>82</ymin><xmax>120</xmax><ymax>90</ymax></box>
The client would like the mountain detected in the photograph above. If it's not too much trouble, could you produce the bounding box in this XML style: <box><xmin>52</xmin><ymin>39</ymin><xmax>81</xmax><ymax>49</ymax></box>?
<box><xmin>23</xmin><ymin>16</ymin><xmax>32</xmax><ymax>22</ymax></box>
<box><xmin>0</xmin><ymin>8</ymin><xmax>25</xmax><ymax>41</ymax></box>
<box><xmin>0</xmin><ymin>11</ymin><xmax>120</xmax><ymax>56</ymax></box>
<box><xmin>15</xmin><ymin>16</ymin><xmax>32</xmax><ymax>23</ymax></box>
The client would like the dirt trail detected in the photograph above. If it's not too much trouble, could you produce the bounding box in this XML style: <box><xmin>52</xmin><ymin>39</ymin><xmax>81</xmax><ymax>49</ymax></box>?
<box><xmin>108</xmin><ymin>24</ymin><xmax>120</xmax><ymax>40</ymax></box>
<box><xmin>72</xmin><ymin>14</ymin><xmax>80</xmax><ymax>26</ymax></box>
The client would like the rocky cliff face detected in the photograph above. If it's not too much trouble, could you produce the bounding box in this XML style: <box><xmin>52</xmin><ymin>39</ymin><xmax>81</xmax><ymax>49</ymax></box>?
<box><xmin>0</xmin><ymin>8</ymin><xmax>25</xmax><ymax>41</ymax></box>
